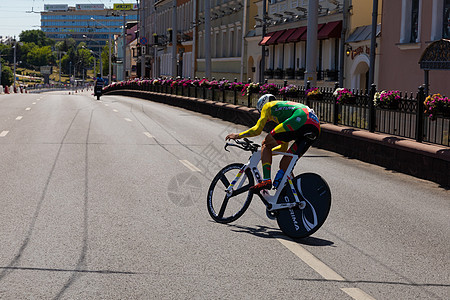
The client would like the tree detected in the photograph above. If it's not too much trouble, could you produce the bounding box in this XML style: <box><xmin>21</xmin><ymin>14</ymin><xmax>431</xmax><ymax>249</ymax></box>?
<box><xmin>0</xmin><ymin>44</ymin><xmax>13</xmax><ymax>64</ymax></box>
<box><xmin>19</xmin><ymin>30</ymin><xmax>54</xmax><ymax>47</ymax></box>
<box><xmin>27</xmin><ymin>46</ymin><xmax>56</xmax><ymax>67</ymax></box>
<box><xmin>101</xmin><ymin>42</ymin><xmax>111</xmax><ymax>77</ymax></box>
<box><xmin>1</xmin><ymin>65</ymin><xmax>14</xmax><ymax>86</ymax></box>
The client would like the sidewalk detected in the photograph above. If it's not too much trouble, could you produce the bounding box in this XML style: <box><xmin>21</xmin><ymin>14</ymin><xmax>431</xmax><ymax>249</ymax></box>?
<box><xmin>105</xmin><ymin>89</ymin><xmax>450</xmax><ymax>187</ymax></box>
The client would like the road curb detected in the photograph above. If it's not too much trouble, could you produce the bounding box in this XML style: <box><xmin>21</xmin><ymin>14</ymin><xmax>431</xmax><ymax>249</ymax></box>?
<box><xmin>105</xmin><ymin>89</ymin><xmax>450</xmax><ymax>187</ymax></box>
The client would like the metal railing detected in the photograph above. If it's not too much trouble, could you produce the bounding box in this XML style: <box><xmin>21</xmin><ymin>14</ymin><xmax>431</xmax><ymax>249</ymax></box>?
<box><xmin>104</xmin><ymin>80</ymin><xmax>449</xmax><ymax>147</ymax></box>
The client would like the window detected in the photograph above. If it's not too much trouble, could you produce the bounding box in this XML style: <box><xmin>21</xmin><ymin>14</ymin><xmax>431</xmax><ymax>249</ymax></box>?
<box><xmin>229</xmin><ymin>30</ymin><xmax>235</xmax><ymax>57</ymax></box>
<box><xmin>400</xmin><ymin>0</ymin><xmax>422</xmax><ymax>44</ymax></box>
<box><xmin>444</xmin><ymin>0</ymin><xmax>450</xmax><ymax>38</ymax></box>
<box><xmin>410</xmin><ymin>0</ymin><xmax>419</xmax><ymax>42</ymax></box>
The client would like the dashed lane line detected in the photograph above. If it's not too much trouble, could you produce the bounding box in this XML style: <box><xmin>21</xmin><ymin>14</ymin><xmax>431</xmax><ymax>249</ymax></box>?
<box><xmin>113</xmin><ymin>109</ymin><xmax>118</xmax><ymax>112</ymax></box>
<box><xmin>276</xmin><ymin>237</ymin><xmax>345</xmax><ymax>281</ymax></box>
<box><xmin>341</xmin><ymin>288</ymin><xmax>377</xmax><ymax>300</ymax></box>
<box><xmin>16</xmin><ymin>116</ymin><xmax>23</xmax><ymax>120</ymax></box>
<box><xmin>25</xmin><ymin>107</ymin><xmax>31</xmax><ymax>111</ymax></box>
<box><xmin>124</xmin><ymin>118</ymin><xmax>132</xmax><ymax>122</ymax></box>
<box><xmin>179</xmin><ymin>160</ymin><xmax>202</xmax><ymax>172</ymax></box>
<box><xmin>32</xmin><ymin>102</ymin><xmax>36</xmax><ymax>105</ymax></box>
<box><xmin>0</xmin><ymin>131</ymin><xmax>9</xmax><ymax>137</ymax></box>
<box><xmin>276</xmin><ymin>238</ymin><xmax>377</xmax><ymax>299</ymax></box>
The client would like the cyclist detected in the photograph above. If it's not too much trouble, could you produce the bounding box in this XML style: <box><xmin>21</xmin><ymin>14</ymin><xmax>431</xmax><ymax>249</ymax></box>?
<box><xmin>94</xmin><ymin>73</ymin><xmax>104</xmax><ymax>87</ymax></box>
<box><xmin>225</xmin><ymin>94</ymin><xmax>320</xmax><ymax>192</ymax></box>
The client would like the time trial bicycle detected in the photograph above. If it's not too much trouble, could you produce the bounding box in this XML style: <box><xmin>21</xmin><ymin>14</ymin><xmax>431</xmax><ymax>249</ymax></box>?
<box><xmin>207</xmin><ymin>138</ymin><xmax>331</xmax><ymax>238</ymax></box>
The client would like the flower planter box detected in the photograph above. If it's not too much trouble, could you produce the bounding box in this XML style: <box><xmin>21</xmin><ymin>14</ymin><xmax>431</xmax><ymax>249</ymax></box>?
<box><xmin>285</xmin><ymin>69</ymin><xmax>295</xmax><ymax>79</ymax></box>
<box><xmin>264</xmin><ymin>70</ymin><xmax>274</xmax><ymax>79</ymax></box>
<box><xmin>224</xmin><ymin>90</ymin><xmax>235</xmax><ymax>104</ymax></box>
<box><xmin>340</xmin><ymin>96</ymin><xmax>357</xmax><ymax>105</ymax></box>
<box><xmin>295</xmin><ymin>69</ymin><xmax>305</xmax><ymax>80</ymax></box>
<box><xmin>274</xmin><ymin>69</ymin><xmax>284</xmax><ymax>79</ymax></box>
<box><xmin>378</xmin><ymin>101</ymin><xmax>399</xmax><ymax>110</ymax></box>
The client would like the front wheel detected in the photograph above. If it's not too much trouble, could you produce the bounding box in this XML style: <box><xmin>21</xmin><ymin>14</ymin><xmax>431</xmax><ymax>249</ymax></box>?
<box><xmin>207</xmin><ymin>163</ymin><xmax>254</xmax><ymax>224</ymax></box>
<box><xmin>276</xmin><ymin>173</ymin><xmax>331</xmax><ymax>238</ymax></box>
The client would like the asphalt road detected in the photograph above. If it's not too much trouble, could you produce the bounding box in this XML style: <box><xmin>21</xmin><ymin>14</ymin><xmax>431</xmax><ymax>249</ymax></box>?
<box><xmin>0</xmin><ymin>91</ymin><xmax>448</xmax><ymax>299</ymax></box>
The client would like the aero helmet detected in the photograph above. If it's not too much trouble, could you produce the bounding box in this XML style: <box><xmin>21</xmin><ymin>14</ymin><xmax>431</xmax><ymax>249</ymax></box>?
<box><xmin>256</xmin><ymin>94</ymin><xmax>276</xmax><ymax>112</ymax></box>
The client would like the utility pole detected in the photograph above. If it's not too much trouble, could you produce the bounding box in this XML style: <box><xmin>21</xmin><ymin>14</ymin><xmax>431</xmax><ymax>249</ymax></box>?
<box><xmin>59</xmin><ymin>51</ymin><xmax>62</xmax><ymax>86</ymax></box>
<box><xmin>260</xmin><ymin>0</ymin><xmax>266</xmax><ymax>83</ymax></box>
<box><xmin>108</xmin><ymin>33</ymin><xmax>112</xmax><ymax>83</ymax></box>
<box><xmin>140</xmin><ymin>0</ymin><xmax>146</xmax><ymax>78</ymax></box>
<box><xmin>172</xmin><ymin>0</ymin><xmax>177</xmax><ymax>77</ymax></box>
<box><xmin>240</xmin><ymin>0</ymin><xmax>248</xmax><ymax>82</ymax></box>
<box><xmin>339</xmin><ymin>0</ymin><xmax>349</xmax><ymax>87</ymax></box>
<box><xmin>123</xmin><ymin>13</ymin><xmax>127</xmax><ymax>81</ymax></box>
<box><xmin>305</xmin><ymin>0</ymin><xmax>318</xmax><ymax>86</ymax></box>
<box><xmin>13</xmin><ymin>40</ymin><xmax>17</xmax><ymax>90</ymax></box>
<box><xmin>204</xmin><ymin>0</ymin><xmax>211</xmax><ymax>78</ymax></box>
<box><xmin>368</xmin><ymin>0</ymin><xmax>379</xmax><ymax>86</ymax></box>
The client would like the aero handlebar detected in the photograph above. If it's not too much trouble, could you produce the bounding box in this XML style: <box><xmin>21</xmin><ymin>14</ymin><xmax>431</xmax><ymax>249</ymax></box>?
<box><xmin>224</xmin><ymin>138</ymin><xmax>260</xmax><ymax>153</ymax></box>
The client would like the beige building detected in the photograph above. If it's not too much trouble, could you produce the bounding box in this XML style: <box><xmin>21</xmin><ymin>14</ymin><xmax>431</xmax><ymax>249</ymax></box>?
<box><xmin>344</xmin><ymin>0</ymin><xmax>382</xmax><ymax>91</ymax></box>
<box><xmin>378</xmin><ymin>0</ymin><xmax>450</xmax><ymax>95</ymax></box>
<box><xmin>196</xmin><ymin>0</ymin><xmax>249</xmax><ymax>80</ymax></box>
<box><xmin>247</xmin><ymin>0</ymin><xmax>345</xmax><ymax>87</ymax></box>
<box><xmin>247</xmin><ymin>0</ymin><xmax>380</xmax><ymax>89</ymax></box>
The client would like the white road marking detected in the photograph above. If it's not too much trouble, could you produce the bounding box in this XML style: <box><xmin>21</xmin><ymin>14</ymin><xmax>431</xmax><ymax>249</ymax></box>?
<box><xmin>16</xmin><ymin>116</ymin><xmax>23</xmax><ymax>120</ymax></box>
<box><xmin>179</xmin><ymin>160</ymin><xmax>201</xmax><ymax>172</ymax></box>
<box><xmin>32</xmin><ymin>102</ymin><xmax>36</xmax><ymax>104</ymax></box>
<box><xmin>104</xmin><ymin>104</ymin><xmax>109</xmax><ymax>106</ymax></box>
<box><xmin>341</xmin><ymin>288</ymin><xmax>377</xmax><ymax>300</ymax></box>
<box><xmin>0</xmin><ymin>131</ymin><xmax>9</xmax><ymax>137</ymax></box>
<box><xmin>276</xmin><ymin>237</ymin><xmax>345</xmax><ymax>281</ymax></box>
<box><xmin>143</xmin><ymin>132</ymin><xmax>153</xmax><ymax>138</ymax></box>
<box><xmin>113</xmin><ymin>109</ymin><xmax>118</xmax><ymax>112</ymax></box>
<box><xmin>124</xmin><ymin>118</ymin><xmax>132</xmax><ymax>122</ymax></box>
<box><xmin>25</xmin><ymin>107</ymin><xmax>31</xmax><ymax>111</ymax></box>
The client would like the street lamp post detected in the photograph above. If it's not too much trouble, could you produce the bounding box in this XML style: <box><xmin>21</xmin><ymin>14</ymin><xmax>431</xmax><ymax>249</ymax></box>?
<box><xmin>13</xmin><ymin>41</ymin><xmax>17</xmax><ymax>90</ymax></box>
<box><xmin>90</xmin><ymin>18</ymin><xmax>112</xmax><ymax>84</ymax></box>
<box><xmin>12</xmin><ymin>41</ymin><xmax>23</xmax><ymax>90</ymax></box>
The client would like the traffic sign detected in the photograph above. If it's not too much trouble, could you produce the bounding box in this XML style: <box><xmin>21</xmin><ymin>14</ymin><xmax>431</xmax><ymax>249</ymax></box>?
<box><xmin>140</xmin><ymin>37</ymin><xmax>148</xmax><ymax>45</ymax></box>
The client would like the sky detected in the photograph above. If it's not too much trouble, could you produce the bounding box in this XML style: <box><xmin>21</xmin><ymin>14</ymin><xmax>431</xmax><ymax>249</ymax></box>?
<box><xmin>0</xmin><ymin>0</ymin><xmax>126</xmax><ymax>38</ymax></box>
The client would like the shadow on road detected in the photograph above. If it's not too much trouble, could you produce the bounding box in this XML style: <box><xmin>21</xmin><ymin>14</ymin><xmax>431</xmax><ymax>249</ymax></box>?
<box><xmin>225</xmin><ymin>223</ymin><xmax>334</xmax><ymax>247</ymax></box>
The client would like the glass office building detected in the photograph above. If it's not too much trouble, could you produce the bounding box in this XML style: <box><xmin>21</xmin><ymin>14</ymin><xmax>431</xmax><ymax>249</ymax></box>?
<box><xmin>40</xmin><ymin>4</ymin><xmax>138</xmax><ymax>51</ymax></box>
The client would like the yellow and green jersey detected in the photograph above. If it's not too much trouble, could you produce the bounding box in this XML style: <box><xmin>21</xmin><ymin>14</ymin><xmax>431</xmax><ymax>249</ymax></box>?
<box><xmin>238</xmin><ymin>101</ymin><xmax>320</xmax><ymax>138</ymax></box>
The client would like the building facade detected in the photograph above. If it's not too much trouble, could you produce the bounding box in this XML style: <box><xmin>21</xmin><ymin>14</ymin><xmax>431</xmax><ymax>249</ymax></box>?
<box><xmin>344</xmin><ymin>0</ymin><xmax>381</xmax><ymax>91</ymax></box>
<box><xmin>40</xmin><ymin>4</ymin><xmax>137</xmax><ymax>52</ymax></box>
<box><xmin>248</xmin><ymin>0</ymin><xmax>345</xmax><ymax>87</ymax></box>
<box><xmin>196</xmin><ymin>0</ymin><xmax>248</xmax><ymax>80</ymax></box>
<box><xmin>378</xmin><ymin>0</ymin><xmax>450</xmax><ymax>95</ymax></box>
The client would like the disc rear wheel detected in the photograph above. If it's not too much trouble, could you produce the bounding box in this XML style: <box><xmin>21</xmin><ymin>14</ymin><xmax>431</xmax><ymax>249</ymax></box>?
<box><xmin>276</xmin><ymin>173</ymin><xmax>331</xmax><ymax>238</ymax></box>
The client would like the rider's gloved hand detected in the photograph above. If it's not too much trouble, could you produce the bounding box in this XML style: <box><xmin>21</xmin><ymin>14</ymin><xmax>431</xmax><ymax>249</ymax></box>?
<box><xmin>225</xmin><ymin>133</ymin><xmax>240</xmax><ymax>140</ymax></box>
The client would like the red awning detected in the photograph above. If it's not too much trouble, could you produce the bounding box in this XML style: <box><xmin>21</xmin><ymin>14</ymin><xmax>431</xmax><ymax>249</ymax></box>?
<box><xmin>265</xmin><ymin>30</ymin><xmax>286</xmax><ymax>45</ymax></box>
<box><xmin>259</xmin><ymin>32</ymin><xmax>274</xmax><ymax>46</ymax></box>
<box><xmin>286</xmin><ymin>26</ymin><xmax>307</xmax><ymax>43</ymax></box>
<box><xmin>277</xmin><ymin>28</ymin><xmax>297</xmax><ymax>43</ymax></box>
<box><xmin>300</xmin><ymin>23</ymin><xmax>326</xmax><ymax>41</ymax></box>
<box><xmin>318</xmin><ymin>21</ymin><xmax>342</xmax><ymax>39</ymax></box>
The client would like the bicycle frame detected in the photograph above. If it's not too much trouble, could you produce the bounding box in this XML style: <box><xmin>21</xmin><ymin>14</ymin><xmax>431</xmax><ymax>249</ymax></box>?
<box><xmin>225</xmin><ymin>150</ymin><xmax>304</xmax><ymax>211</ymax></box>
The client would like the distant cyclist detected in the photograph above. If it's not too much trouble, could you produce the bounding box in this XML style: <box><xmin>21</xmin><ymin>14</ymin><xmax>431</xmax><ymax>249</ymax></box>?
<box><xmin>226</xmin><ymin>94</ymin><xmax>320</xmax><ymax>192</ymax></box>
<box><xmin>95</xmin><ymin>73</ymin><xmax>104</xmax><ymax>87</ymax></box>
